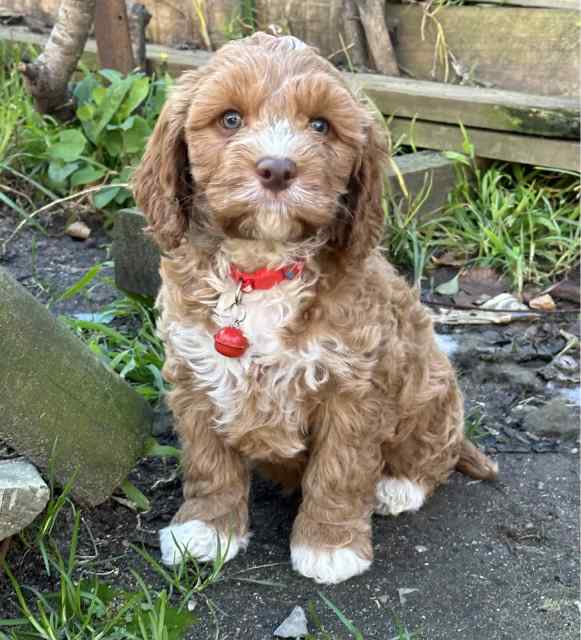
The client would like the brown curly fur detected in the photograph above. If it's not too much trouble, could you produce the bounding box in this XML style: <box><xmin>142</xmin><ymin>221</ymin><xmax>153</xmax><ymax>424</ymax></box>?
<box><xmin>132</xmin><ymin>32</ymin><xmax>497</xmax><ymax>583</ymax></box>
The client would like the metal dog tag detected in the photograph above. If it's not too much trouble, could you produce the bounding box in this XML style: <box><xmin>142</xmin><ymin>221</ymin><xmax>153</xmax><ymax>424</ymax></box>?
<box><xmin>216</xmin><ymin>289</ymin><xmax>238</xmax><ymax>314</ymax></box>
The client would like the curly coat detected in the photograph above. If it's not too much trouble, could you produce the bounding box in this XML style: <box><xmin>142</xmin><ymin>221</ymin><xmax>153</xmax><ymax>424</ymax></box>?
<box><xmin>132</xmin><ymin>32</ymin><xmax>497</xmax><ymax>585</ymax></box>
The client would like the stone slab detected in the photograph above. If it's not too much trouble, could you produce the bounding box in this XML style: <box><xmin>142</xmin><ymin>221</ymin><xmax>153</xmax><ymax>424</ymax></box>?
<box><xmin>0</xmin><ymin>458</ymin><xmax>50</xmax><ymax>541</ymax></box>
<box><xmin>112</xmin><ymin>208</ymin><xmax>161</xmax><ymax>300</ymax></box>
<box><xmin>0</xmin><ymin>268</ymin><xmax>153</xmax><ymax>506</ymax></box>
<box><xmin>386</xmin><ymin>150</ymin><xmax>457</xmax><ymax>220</ymax></box>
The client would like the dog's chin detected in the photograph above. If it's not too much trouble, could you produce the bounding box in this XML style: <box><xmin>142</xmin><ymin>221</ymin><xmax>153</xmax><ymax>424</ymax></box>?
<box><xmin>219</xmin><ymin>203</ymin><xmax>327</xmax><ymax>244</ymax></box>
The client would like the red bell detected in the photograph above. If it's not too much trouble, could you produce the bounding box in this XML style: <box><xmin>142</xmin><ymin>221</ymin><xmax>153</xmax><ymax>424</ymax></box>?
<box><xmin>214</xmin><ymin>326</ymin><xmax>249</xmax><ymax>358</ymax></box>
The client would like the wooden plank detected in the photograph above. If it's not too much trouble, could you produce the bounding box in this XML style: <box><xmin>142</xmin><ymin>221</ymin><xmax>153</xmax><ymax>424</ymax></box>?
<box><xmin>389</xmin><ymin>118</ymin><xmax>580</xmax><ymax>171</ymax></box>
<box><xmin>94</xmin><ymin>0</ymin><xmax>135</xmax><ymax>73</ymax></box>
<box><xmin>457</xmin><ymin>0</ymin><xmax>578</xmax><ymax>9</ymax></box>
<box><xmin>386</xmin><ymin>5</ymin><xmax>579</xmax><ymax>97</ymax></box>
<box><xmin>349</xmin><ymin>74</ymin><xmax>580</xmax><ymax>139</ymax></box>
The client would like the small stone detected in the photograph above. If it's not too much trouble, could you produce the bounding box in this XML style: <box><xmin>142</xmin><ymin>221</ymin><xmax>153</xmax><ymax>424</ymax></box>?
<box><xmin>0</xmin><ymin>458</ymin><xmax>50</xmax><ymax>540</ymax></box>
<box><xmin>398</xmin><ymin>588</ymin><xmax>419</xmax><ymax>606</ymax></box>
<box><xmin>520</xmin><ymin>397</ymin><xmax>579</xmax><ymax>439</ymax></box>
<box><xmin>554</xmin><ymin>355</ymin><xmax>579</xmax><ymax>374</ymax></box>
<box><xmin>274</xmin><ymin>606</ymin><xmax>308</xmax><ymax>638</ymax></box>
<box><xmin>529</xmin><ymin>294</ymin><xmax>556</xmax><ymax>312</ymax></box>
<box><xmin>65</xmin><ymin>221</ymin><xmax>91</xmax><ymax>240</ymax></box>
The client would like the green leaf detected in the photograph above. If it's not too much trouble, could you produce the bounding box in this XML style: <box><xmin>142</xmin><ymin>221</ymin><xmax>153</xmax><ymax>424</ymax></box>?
<box><xmin>122</xmin><ymin>115</ymin><xmax>151</xmax><ymax>154</ymax></box>
<box><xmin>93</xmin><ymin>186</ymin><xmax>120</xmax><ymax>209</ymax></box>
<box><xmin>91</xmin><ymin>86</ymin><xmax>107</xmax><ymax>106</ymax></box>
<box><xmin>435</xmin><ymin>273</ymin><xmax>460</xmax><ymax>296</ymax></box>
<box><xmin>120</xmin><ymin>479</ymin><xmax>151</xmax><ymax>511</ymax></box>
<box><xmin>319</xmin><ymin>593</ymin><xmax>364</xmax><ymax>640</ymax></box>
<box><xmin>114</xmin><ymin>187</ymin><xmax>132</xmax><ymax>205</ymax></box>
<box><xmin>73</xmin><ymin>73</ymin><xmax>99</xmax><ymax>105</ymax></box>
<box><xmin>70</xmin><ymin>164</ymin><xmax>107</xmax><ymax>187</ymax></box>
<box><xmin>93</xmin><ymin>78</ymin><xmax>132</xmax><ymax>140</ymax></box>
<box><xmin>143</xmin><ymin>437</ymin><xmax>181</xmax><ymax>459</ymax></box>
<box><xmin>119</xmin><ymin>75</ymin><xmax>150</xmax><ymax>120</ymax></box>
<box><xmin>77</xmin><ymin>103</ymin><xmax>95</xmax><ymax>122</ymax></box>
<box><xmin>102</xmin><ymin>129</ymin><xmax>123</xmax><ymax>157</ymax></box>
<box><xmin>48</xmin><ymin>129</ymin><xmax>86</xmax><ymax>162</ymax></box>
<box><xmin>444</xmin><ymin>151</ymin><xmax>471</xmax><ymax>167</ymax></box>
<box><xmin>48</xmin><ymin>160</ymin><xmax>80</xmax><ymax>185</ymax></box>
<box><xmin>99</xmin><ymin>68</ymin><xmax>124</xmax><ymax>84</ymax></box>
<box><xmin>57</xmin><ymin>264</ymin><xmax>102</xmax><ymax>301</ymax></box>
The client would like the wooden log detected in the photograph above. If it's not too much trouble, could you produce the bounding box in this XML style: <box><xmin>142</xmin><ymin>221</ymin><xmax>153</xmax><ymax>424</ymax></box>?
<box><xmin>389</xmin><ymin>118</ymin><xmax>580</xmax><ymax>171</ymax></box>
<box><xmin>0</xmin><ymin>459</ymin><xmax>50</xmax><ymax>541</ymax></box>
<box><xmin>350</xmin><ymin>74</ymin><xmax>580</xmax><ymax>140</ymax></box>
<box><xmin>95</xmin><ymin>0</ymin><xmax>135</xmax><ymax>73</ymax></box>
<box><xmin>0</xmin><ymin>267</ymin><xmax>152</xmax><ymax>506</ymax></box>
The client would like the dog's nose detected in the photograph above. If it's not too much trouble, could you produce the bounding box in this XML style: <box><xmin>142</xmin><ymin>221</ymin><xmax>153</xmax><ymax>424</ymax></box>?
<box><xmin>256</xmin><ymin>157</ymin><xmax>297</xmax><ymax>192</ymax></box>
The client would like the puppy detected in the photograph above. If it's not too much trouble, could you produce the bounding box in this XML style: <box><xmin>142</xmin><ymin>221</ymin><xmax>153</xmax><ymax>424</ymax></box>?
<box><xmin>132</xmin><ymin>32</ymin><xmax>497</xmax><ymax>585</ymax></box>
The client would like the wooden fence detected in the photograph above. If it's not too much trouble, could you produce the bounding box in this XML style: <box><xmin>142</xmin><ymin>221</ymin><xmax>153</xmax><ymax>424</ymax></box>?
<box><xmin>0</xmin><ymin>0</ymin><xmax>579</xmax><ymax>170</ymax></box>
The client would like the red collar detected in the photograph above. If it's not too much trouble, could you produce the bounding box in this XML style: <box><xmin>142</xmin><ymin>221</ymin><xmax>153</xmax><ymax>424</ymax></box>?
<box><xmin>230</xmin><ymin>262</ymin><xmax>304</xmax><ymax>292</ymax></box>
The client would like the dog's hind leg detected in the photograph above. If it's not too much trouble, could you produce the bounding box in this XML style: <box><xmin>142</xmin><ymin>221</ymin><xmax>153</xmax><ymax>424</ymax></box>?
<box><xmin>375</xmin><ymin>376</ymin><xmax>465</xmax><ymax>517</ymax></box>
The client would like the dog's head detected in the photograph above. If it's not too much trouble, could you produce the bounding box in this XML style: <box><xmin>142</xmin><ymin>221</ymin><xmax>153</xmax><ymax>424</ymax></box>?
<box><xmin>132</xmin><ymin>32</ymin><xmax>386</xmax><ymax>261</ymax></box>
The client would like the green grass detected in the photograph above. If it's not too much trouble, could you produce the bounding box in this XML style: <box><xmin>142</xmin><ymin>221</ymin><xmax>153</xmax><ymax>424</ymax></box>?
<box><xmin>384</xmin><ymin>136</ymin><xmax>580</xmax><ymax>294</ymax></box>
<box><xmin>59</xmin><ymin>267</ymin><xmax>167</xmax><ymax>405</ymax></box>
<box><xmin>464</xmin><ymin>412</ymin><xmax>488</xmax><ymax>444</ymax></box>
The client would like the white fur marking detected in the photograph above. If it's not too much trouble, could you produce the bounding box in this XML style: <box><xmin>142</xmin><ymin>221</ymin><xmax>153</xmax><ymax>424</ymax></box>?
<box><xmin>159</xmin><ymin>519</ymin><xmax>249</xmax><ymax>566</ymax></box>
<box><xmin>375</xmin><ymin>478</ymin><xmax>426</xmax><ymax>516</ymax></box>
<box><xmin>167</xmin><ymin>274</ymin><xmax>339</xmax><ymax>429</ymax></box>
<box><xmin>254</xmin><ymin>119</ymin><xmax>299</xmax><ymax>159</ymax></box>
<box><xmin>291</xmin><ymin>545</ymin><xmax>371</xmax><ymax>584</ymax></box>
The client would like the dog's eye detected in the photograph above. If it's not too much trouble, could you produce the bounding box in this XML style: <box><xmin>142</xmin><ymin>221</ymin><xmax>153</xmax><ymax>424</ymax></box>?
<box><xmin>309</xmin><ymin>118</ymin><xmax>330</xmax><ymax>135</ymax></box>
<box><xmin>221</xmin><ymin>110</ymin><xmax>243</xmax><ymax>130</ymax></box>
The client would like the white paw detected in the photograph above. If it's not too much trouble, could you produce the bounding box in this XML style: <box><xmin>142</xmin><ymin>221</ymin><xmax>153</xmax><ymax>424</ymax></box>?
<box><xmin>159</xmin><ymin>519</ymin><xmax>249</xmax><ymax>566</ymax></box>
<box><xmin>291</xmin><ymin>545</ymin><xmax>371</xmax><ymax>584</ymax></box>
<box><xmin>375</xmin><ymin>477</ymin><xmax>425</xmax><ymax>516</ymax></box>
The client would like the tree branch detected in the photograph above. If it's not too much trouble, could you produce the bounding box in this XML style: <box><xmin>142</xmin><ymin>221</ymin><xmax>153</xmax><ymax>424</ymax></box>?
<box><xmin>19</xmin><ymin>0</ymin><xmax>96</xmax><ymax>119</ymax></box>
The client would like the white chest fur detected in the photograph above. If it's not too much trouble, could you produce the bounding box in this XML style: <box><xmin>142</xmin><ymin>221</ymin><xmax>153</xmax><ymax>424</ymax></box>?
<box><xmin>165</xmin><ymin>277</ymin><xmax>330</xmax><ymax>427</ymax></box>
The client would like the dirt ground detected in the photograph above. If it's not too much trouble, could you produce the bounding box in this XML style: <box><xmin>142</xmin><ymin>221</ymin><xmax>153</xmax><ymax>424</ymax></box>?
<box><xmin>1</xmin><ymin>210</ymin><xmax>579</xmax><ymax>639</ymax></box>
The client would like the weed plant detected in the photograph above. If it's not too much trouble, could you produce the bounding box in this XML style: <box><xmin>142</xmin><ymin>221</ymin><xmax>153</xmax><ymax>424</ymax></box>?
<box><xmin>384</xmin><ymin>134</ymin><xmax>580</xmax><ymax>293</ymax></box>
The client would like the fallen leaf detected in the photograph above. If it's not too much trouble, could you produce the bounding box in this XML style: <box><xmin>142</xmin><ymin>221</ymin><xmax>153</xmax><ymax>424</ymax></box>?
<box><xmin>65</xmin><ymin>221</ymin><xmax>91</xmax><ymax>240</ymax></box>
<box><xmin>460</xmin><ymin>266</ymin><xmax>508</xmax><ymax>297</ymax></box>
<box><xmin>529</xmin><ymin>294</ymin><xmax>556</xmax><ymax>312</ymax></box>
<box><xmin>435</xmin><ymin>273</ymin><xmax>460</xmax><ymax>296</ymax></box>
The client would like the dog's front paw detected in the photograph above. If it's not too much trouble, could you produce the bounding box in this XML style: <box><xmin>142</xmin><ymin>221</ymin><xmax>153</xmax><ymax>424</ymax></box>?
<box><xmin>160</xmin><ymin>519</ymin><xmax>250</xmax><ymax>566</ymax></box>
<box><xmin>290</xmin><ymin>545</ymin><xmax>371</xmax><ymax>584</ymax></box>
<box><xmin>375</xmin><ymin>477</ymin><xmax>425</xmax><ymax>516</ymax></box>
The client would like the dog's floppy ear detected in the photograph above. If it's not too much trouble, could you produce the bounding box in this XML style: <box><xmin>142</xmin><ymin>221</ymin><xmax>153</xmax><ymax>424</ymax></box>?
<box><xmin>338</xmin><ymin>117</ymin><xmax>387</xmax><ymax>263</ymax></box>
<box><xmin>132</xmin><ymin>71</ymin><xmax>201</xmax><ymax>251</ymax></box>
